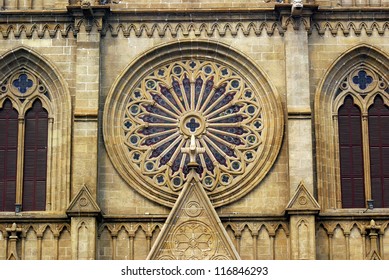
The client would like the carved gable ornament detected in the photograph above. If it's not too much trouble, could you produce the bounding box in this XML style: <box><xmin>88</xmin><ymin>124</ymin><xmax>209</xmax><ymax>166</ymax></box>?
<box><xmin>147</xmin><ymin>174</ymin><xmax>240</xmax><ymax>260</ymax></box>
<box><xmin>67</xmin><ymin>185</ymin><xmax>101</xmax><ymax>216</ymax></box>
<box><xmin>286</xmin><ymin>181</ymin><xmax>320</xmax><ymax>214</ymax></box>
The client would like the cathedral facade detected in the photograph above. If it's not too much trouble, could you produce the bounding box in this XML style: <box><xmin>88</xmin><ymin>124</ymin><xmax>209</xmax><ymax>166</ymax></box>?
<box><xmin>0</xmin><ymin>0</ymin><xmax>388</xmax><ymax>260</ymax></box>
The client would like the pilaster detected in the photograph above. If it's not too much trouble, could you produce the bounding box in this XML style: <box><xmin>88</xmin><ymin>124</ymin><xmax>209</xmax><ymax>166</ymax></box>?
<box><xmin>69</xmin><ymin>5</ymin><xmax>108</xmax><ymax>198</ymax></box>
<box><xmin>285</xmin><ymin>181</ymin><xmax>320</xmax><ymax>259</ymax></box>
<box><xmin>67</xmin><ymin>185</ymin><xmax>101</xmax><ymax>260</ymax></box>
<box><xmin>278</xmin><ymin>4</ymin><xmax>316</xmax><ymax>196</ymax></box>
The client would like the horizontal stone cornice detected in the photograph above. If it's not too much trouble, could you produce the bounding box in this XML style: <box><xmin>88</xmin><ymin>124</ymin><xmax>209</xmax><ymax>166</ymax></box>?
<box><xmin>0</xmin><ymin>7</ymin><xmax>388</xmax><ymax>39</ymax></box>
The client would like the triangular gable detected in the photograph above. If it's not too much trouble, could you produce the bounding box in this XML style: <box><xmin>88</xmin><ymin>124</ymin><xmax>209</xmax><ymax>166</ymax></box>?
<box><xmin>147</xmin><ymin>174</ymin><xmax>240</xmax><ymax>260</ymax></box>
<box><xmin>66</xmin><ymin>184</ymin><xmax>101</xmax><ymax>216</ymax></box>
<box><xmin>286</xmin><ymin>181</ymin><xmax>320</xmax><ymax>213</ymax></box>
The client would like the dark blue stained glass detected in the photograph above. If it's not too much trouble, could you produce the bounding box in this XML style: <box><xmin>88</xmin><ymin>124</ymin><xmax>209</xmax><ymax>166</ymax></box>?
<box><xmin>352</xmin><ymin>70</ymin><xmax>373</xmax><ymax>90</ymax></box>
<box><xmin>146</xmin><ymin>162</ymin><xmax>154</xmax><ymax>171</ymax></box>
<box><xmin>221</xmin><ymin>174</ymin><xmax>230</xmax><ymax>183</ymax></box>
<box><xmin>150</xmin><ymin>93</ymin><xmax>175</xmax><ymax>113</ymax></box>
<box><xmin>150</xmin><ymin>138</ymin><xmax>175</xmax><ymax>158</ymax></box>
<box><xmin>183</xmin><ymin>74</ymin><xmax>191</xmax><ymax>108</ymax></box>
<box><xmin>124</xmin><ymin>121</ymin><xmax>132</xmax><ymax>129</ymax></box>
<box><xmin>172</xmin><ymin>152</ymin><xmax>183</xmax><ymax>173</ymax></box>
<box><xmin>143</xmin><ymin>104</ymin><xmax>173</xmax><ymax>118</ymax></box>
<box><xmin>186</xmin><ymin>118</ymin><xmax>200</xmax><ymax>133</ymax></box>
<box><xmin>134</xmin><ymin>91</ymin><xmax>141</xmax><ymax>98</ymax></box>
<box><xmin>231</xmin><ymin>80</ymin><xmax>240</xmax><ymax>88</ymax></box>
<box><xmin>212</xmin><ymin>115</ymin><xmax>246</xmax><ymax>124</ymax></box>
<box><xmin>209</xmin><ymin>137</ymin><xmax>236</xmax><ymax>157</ymax></box>
<box><xmin>245</xmin><ymin>152</ymin><xmax>253</xmax><ymax>160</ymax></box>
<box><xmin>182</xmin><ymin>156</ymin><xmax>190</xmax><ymax>175</ymax></box>
<box><xmin>200</xmin><ymin>77</ymin><xmax>214</xmax><ymax>108</ymax></box>
<box><xmin>158</xmin><ymin>69</ymin><xmax>165</xmax><ymax>76</ymax></box>
<box><xmin>172</xmin><ymin>78</ymin><xmax>185</xmax><ymax>107</ymax></box>
<box><xmin>195</xmin><ymin>77</ymin><xmax>203</xmax><ymax>104</ymax></box>
<box><xmin>213</xmin><ymin>133</ymin><xmax>243</xmax><ymax>145</ymax></box>
<box><xmin>254</xmin><ymin>120</ymin><xmax>262</xmax><ymax>130</ymax></box>
<box><xmin>140</xmin><ymin>115</ymin><xmax>175</xmax><ymax>123</ymax></box>
<box><xmin>212</xmin><ymin>126</ymin><xmax>245</xmax><ymax>135</ymax></box>
<box><xmin>173</xmin><ymin>66</ymin><xmax>182</xmax><ymax>75</ymax></box>
<box><xmin>146</xmin><ymin>80</ymin><xmax>156</xmax><ymax>89</ymax></box>
<box><xmin>245</xmin><ymin>91</ymin><xmax>252</xmax><ymax>99</ymax></box>
<box><xmin>211</xmin><ymin>92</ymin><xmax>236</xmax><ymax>112</ymax></box>
<box><xmin>172</xmin><ymin>177</ymin><xmax>182</xmax><ymax>186</ymax></box>
<box><xmin>159</xmin><ymin>85</ymin><xmax>181</xmax><ymax>110</ymax></box>
<box><xmin>204</xmin><ymin>66</ymin><xmax>212</xmax><ymax>74</ymax></box>
<box><xmin>207</xmin><ymin>84</ymin><xmax>226</xmax><ymax>108</ymax></box>
<box><xmin>159</xmin><ymin>143</ymin><xmax>179</xmax><ymax>166</ymax></box>
<box><xmin>189</xmin><ymin>61</ymin><xmax>197</xmax><ymax>68</ymax></box>
<box><xmin>195</xmin><ymin>156</ymin><xmax>204</xmax><ymax>175</ymax></box>
<box><xmin>138</xmin><ymin>126</ymin><xmax>173</xmax><ymax>135</ymax></box>
<box><xmin>203</xmin><ymin>152</ymin><xmax>214</xmax><ymax>173</ymax></box>
<box><xmin>223</xmin><ymin>105</ymin><xmax>242</xmax><ymax>115</ymax></box>
<box><xmin>156</xmin><ymin>175</ymin><xmax>165</xmax><ymax>184</ymax></box>
<box><xmin>133</xmin><ymin>152</ymin><xmax>140</xmax><ymax>161</ymax></box>
<box><xmin>144</xmin><ymin>132</ymin><xmax>172</xmax><ymax>146</ymax></box>
<box><xmin>130</xmin><ymin>135</ymin><xmax>139</xmax><ymax>145</ymax></box>
<box><xmin>247</xmin><ymin>105</ymin><xmax>256</xmax><ymax>114</ymax></box>
<box><xmin>221</xmin><ymin>69</ymin><xmax>229</xmax><ymax>76</ymax></box>
<box><xmin>207</xmin><ymin>144</ymin><xmax>227</xmax><ymax>166</ymax></box>
<box><xmin>12</xmin><ymin>74</ymin><xmax>33</xmax><ymax>94</ymax></box>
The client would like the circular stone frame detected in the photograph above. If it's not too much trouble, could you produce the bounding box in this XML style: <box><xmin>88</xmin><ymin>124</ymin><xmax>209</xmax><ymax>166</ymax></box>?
<box><xmin>103</xmin><ymin>40</ymin><xmax>284</xmax><ymax>208</ymax></box>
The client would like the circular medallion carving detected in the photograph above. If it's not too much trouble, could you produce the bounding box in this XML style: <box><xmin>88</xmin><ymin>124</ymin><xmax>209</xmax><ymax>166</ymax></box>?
<box><xmin>78</xmin><ymin>197</ymin><xmax>89</xmax><ymax>207</ymax></box>
<box><xmin>298</xmin><ymin>196</ymin><xmax>307</xmax><ymax>205</ymax></box>
<box><xmin>103</xmin><ymin>41</ymin><xmax>284</xmax><ymax>207</ymax></box>
<box><xmin>185</xmin><ymin>201</ymin><xmax>203</xmax><ymax>217</ymax></box>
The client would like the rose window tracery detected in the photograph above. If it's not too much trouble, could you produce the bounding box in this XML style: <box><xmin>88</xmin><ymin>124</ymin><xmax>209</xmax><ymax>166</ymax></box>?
<box><xmin>123</xmin><ymin>60</ymin><xmax>263</xmax><ymax>192</ymax></box>
<box><xmin>103</xmin><ymin>43</ymin><xmax>284</xmax><ymax>207</ymax></box>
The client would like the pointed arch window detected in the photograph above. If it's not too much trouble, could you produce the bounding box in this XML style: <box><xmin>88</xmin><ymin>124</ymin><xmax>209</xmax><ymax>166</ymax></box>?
<box><xmin>335</xmin><ymin>67</ymin><xmax>389</xmax><ymax>208</ymax></box>
<box><xmin>368</xmin><ymin>96</ymin><xmax>389</xmax><ymax>208</ymax></box>
<box><xmin>338</xmin><ymin>96</ymin><xmax>365</xmax><ymax>208</ymax></box>
<box><xmin>0</xmin><ymin>71</ymin><xmax>51</xmax><ymax>212</ymax></box>
<box><xmin>0</xmin><ymin>100</ymin><xmax>18</xmax><ymax>211</ymax></box>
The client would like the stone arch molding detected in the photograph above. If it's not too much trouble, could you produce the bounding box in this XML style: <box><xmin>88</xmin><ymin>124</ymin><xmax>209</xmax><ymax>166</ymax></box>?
<box><xmin>103</xmin><ymin>40</ymin><xmax>284</xmax><ymax>208</ymax></box>
<box><xmin>0</xmin><ymin>46</ymin><xmax>72</xmax><ymax>212</ymax></box>
<box><xmin>314</xmin><ymin>44</ymin><xmax>389</xmax><ymax>210</ymax></box>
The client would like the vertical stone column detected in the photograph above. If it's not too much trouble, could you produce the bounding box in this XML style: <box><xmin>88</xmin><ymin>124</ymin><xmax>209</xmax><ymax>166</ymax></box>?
<box><xmin>278</xmin><ymin>4</ymin><xmax>318</xmax><ymax>259</ymax></box>
<box><xmin>70</xmin><ymin>7</ymin><xmax>107</xmax><ymax>199</ymax></box>
<box><xmin>66</xmin><ymin>8</ymin><xmax>106</xmax><ymax>259</ymax></box>
<box><xmin>284</xmin><ymin>21</ymin><xmax>314</xmax><ymax>195</ymax></box>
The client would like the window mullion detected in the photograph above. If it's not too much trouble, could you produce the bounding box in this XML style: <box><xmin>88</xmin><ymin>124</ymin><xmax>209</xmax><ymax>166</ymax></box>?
<box><xmin>15</xmin><ymin>116</ymin><xmax>25</xmax><ymax>211</ymax></box>
<box><xmin>361</xmin><ymin>112</ymin><xmax>371</xmax><ymax>207</ymax></box>
<box><xmin>333</xmin><ymin>114</ymin><xmax>342</xmax><ymax>209</ymax></box>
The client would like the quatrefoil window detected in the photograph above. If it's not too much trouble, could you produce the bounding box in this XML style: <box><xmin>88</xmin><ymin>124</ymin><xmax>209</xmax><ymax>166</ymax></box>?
<box><xmin>12</xmin><ymin>74</ymin><xmax>33</xmax><ymax>94</ymax></box>
<box><xmin>352</xmin><ymin>70</ymin><xmax>373</xmax><ymax>90</ymax></box>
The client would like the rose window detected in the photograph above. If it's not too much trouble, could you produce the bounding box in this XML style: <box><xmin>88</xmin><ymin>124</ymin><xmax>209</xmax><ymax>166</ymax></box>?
<box><xmin>124</xmin><ymin>61</ymin><xmax>262</xmax><ymax>188</ymax></box>
<box><xmin>103</xmin><ymin>44</ymin><xmax>283</xmax><ymax>207</ymax></box>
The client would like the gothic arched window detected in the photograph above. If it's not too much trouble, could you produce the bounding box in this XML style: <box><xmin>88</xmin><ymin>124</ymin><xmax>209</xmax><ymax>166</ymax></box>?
<box><xmin>335</xmin><ymin>67</ymin><xmax>389</xmax><ymax>208</ymax></box>
<box><xmin>0</xmin><ymin>100</ymin><xmax>18</xmax><ymax>211</ymax></box>
<box><xmin>368</xmin><ymin>96</ymin><xmax>389</xmax><ymax>208</ymax></box>
<box><xmin>0</xmin><ymin>71</ymin><xmax>51</xmax><ymax>212</ymax></box>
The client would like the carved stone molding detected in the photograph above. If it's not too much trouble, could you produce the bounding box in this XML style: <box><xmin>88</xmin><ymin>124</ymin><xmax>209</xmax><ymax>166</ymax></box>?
<box><xmin>0</xmin><ymin>8</ymin><xmax>388</xmax><ymax>39</ymax></box>
<box><xmin>147</xmin><ymin>175</ymin><xmax>240</xmax><ymax>260</ymax></box>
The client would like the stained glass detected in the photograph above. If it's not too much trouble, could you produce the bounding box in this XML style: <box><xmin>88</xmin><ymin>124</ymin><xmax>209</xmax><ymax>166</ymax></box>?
<box><xmin>12</xmin><ymin>74</ymin><xmax>33</xmax><ymax>94</ymax></box>
<box><xmin>122</xmin><ymin>60</ymin><xmax>265</xmax><ymax>193</ymax></box>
